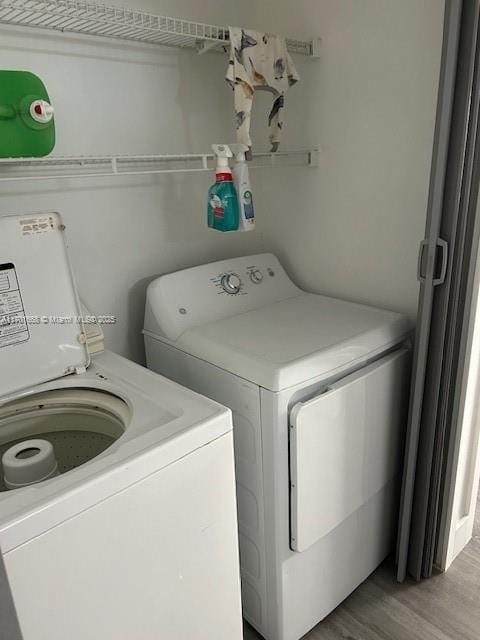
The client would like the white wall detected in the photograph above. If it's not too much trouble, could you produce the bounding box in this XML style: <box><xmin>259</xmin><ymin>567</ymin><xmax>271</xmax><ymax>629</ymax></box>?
<box><xmin>0</xmin><ymin>0</ymin><xmax>444</xmax><ymax>365</ymax></box>
<box><xmin>0</xmin><ymin>0</ymin><xmax>262</xmax><ymax>363</ymax></box>
<box><xmin>247</xmin><ymin>0</ymin><xmax>444</xmax><ymax>318</ymax></box>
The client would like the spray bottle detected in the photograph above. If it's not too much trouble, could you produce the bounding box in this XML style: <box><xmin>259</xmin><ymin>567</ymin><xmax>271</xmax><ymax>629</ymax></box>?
<box><xmin>207</xmin><ymin>144</ymin><xmax>239</xmax><ymax>232</ymax></box>
<box><xmin>230</xmin><ymin>143</ymin><xmax>255</xmax><ymax>232</ymax></box>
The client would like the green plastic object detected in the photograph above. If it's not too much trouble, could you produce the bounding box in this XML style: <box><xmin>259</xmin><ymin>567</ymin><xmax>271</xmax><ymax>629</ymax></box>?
<box><xmin>0</xmin><ymin>71</ymin><xmax>55</xmax><ymax>158</ymax></box>
<box><xmin>207</xmin><ymin>174</ymin><xmax>240</xmax><ymax>232</ymax></box>
<box><xmin>207</xmin><ymin>145</ymin><xmax>239</xmax><ymax>232</ymax></box>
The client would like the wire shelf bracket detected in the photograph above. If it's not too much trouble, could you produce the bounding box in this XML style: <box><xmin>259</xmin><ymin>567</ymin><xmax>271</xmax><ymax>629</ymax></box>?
<box><xmin>0</xmin><ymin>0</ymin><xmax>320</xmax><ymax>57</ymax></box>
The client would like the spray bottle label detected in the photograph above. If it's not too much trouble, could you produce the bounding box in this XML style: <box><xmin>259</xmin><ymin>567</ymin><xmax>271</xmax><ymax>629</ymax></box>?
<box><xmin>243</xmin><ymin>190</ymin><xmax>255</xmax><ymax>220</ymax></box>
<box><xmin>209</xmin><ymin>194</ymin><xmax>225</xmax><ymax>219</ymax></box>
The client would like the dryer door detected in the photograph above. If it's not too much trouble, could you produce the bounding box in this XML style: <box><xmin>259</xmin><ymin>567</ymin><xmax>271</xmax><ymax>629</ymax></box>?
<box><xmin>289</xmin><ymin>348</ymin><xmax>410</xmax><ymax>552</ymax></box>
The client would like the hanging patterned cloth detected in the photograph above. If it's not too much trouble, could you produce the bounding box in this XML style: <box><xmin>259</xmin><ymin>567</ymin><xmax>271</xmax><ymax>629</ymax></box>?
<box><xmin>226</xmin><ymin>27</ymin><xmax>300</xmax><ymax>158</ymax></box>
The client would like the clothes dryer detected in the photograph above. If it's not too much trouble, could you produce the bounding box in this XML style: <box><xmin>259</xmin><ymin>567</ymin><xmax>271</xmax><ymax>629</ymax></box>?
<box><xmin>144</xmin><ymin>253</ymin><xmax>412</xmax><ymax>640</ymax></box>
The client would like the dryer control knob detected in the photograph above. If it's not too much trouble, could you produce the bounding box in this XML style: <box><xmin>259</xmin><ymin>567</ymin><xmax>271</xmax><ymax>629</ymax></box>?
<box><xmin>221</xmin><ymin>273</ymin><xmax>242</xmax><ymax>294</ymax></box>
<box><xmin>250</xmin><ymin>269</ymin><xmax>264</xmax><ymax>284</ymax></box>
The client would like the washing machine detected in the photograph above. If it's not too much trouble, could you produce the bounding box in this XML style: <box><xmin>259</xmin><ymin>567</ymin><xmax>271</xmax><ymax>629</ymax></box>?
<box><xmin>144</xmin><ymin>253</ymin><xmax>413</xmax><ymax>640</ymax></box>
<box><xmin>0</xmin><ymin>213</ymin><xmax>243</xmax><ymax>640</ymax></box>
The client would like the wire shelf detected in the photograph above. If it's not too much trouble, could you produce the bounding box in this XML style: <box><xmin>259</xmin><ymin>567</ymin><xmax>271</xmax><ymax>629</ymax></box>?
<box><xmin>0</xmin><ymin>0</ymin><xmax>318</xmax><ymax>55</ymax></box>
<box><xmin>0</xmin><ymin>150</ymin><xmax>320</xmax><ymax>181</ymax></box>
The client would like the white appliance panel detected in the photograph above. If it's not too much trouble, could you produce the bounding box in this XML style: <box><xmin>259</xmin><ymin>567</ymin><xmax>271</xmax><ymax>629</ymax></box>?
<box><xmin>290</xmin><ymin>349</ymin><xmax>410</xmax><ymax>552</ymax></box>
<box><xmin>178</xmin><ymin>293</ymin><xmax>411</xmax><ymax>391</ymax></box>
<box><xmin>0</xmin><ymin>213</ymin><xmax>88</xmax><ymax>398</ymax></box>
<box><xmin>5</xmin><ymin>433</ymin><xmax>243</xmax><ymax>640</ymax></box>
<box><xmin>145</xmin><ymin>336</ymin><xmax>268</xmax><ymax>632</ymax></box>
<box><xmin>144</xmin><ymin>253</ymin><xmax>412</xmax><ymax>392</ymax></box>
<box><xmin>144</xmin><ymin>253</ymin><xmax>300</xmax><ymax>342</ymax></box>
<box><xmin>260</xmin><ymin>384</ymin><xmax>402</xmax><ymax>640</ymax></box>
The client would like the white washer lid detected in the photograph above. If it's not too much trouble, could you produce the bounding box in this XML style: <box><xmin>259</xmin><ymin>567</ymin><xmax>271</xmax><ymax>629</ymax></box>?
<box><xmin>176</xmin><ymin>293</ymin><xmax>413</xmax><ymax>391</ymax></box>
<box><xmin>0</xmin><ymin>213</ymin><xmax>89</xmax><ymax>399</ymax></box>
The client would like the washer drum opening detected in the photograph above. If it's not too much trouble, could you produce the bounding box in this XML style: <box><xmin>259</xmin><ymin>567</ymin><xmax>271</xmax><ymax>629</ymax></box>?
<box><xmin>0</xmin><ymin>389</ymin><xmax>130</xmax><ymax>492</ymax></box>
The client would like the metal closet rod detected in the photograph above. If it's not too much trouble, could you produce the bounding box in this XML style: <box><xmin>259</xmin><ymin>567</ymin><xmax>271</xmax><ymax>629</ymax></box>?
<box><xmin>0</xmin><ymin>0</ymin><xmax>321</xmax><ymax>57</ymax></box>
<box><xmin>0</xmin><ymin>150</ymin><xmax>320</xmax><ymax>181</ymax></box>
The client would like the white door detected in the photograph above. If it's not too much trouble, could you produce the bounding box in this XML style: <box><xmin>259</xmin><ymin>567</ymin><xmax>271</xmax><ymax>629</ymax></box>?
<box><xmin>289</xmin><ymin>349</ymin><xmax>410</xmax><ymax>553</ymax></box>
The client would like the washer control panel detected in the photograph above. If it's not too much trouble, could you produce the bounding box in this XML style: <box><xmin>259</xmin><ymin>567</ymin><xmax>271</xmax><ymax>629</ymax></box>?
<box><xmin>145</xmin><ymin>253</ymin><xmax>302</xmax><ymax>341</ymax></box>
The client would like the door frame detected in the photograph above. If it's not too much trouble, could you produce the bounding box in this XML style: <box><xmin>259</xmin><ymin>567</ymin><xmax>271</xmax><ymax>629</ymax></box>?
<box><xmin>397</xmin><ymin>0</ymin><xmax>480</xmax><ymax>581</ymax></box>
<box><xmin>437</xmin><ymin>205</ymin><xmax>480</xmax><ymax>570</ymax></box>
